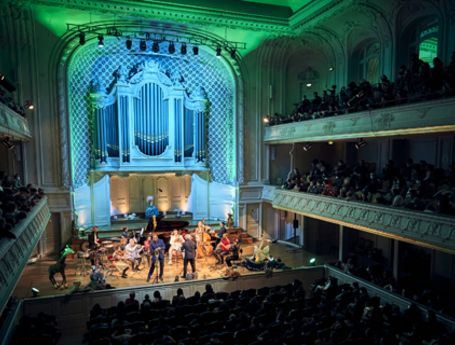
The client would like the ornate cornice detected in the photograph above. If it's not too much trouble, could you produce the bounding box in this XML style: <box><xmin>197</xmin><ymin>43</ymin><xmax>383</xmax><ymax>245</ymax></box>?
<box><xmin>273</xmin><ymin>190</ymin><xmax>455</xmax><ymax>254</ymax></box>
<box><xmin>0</xmin><ymin>197</ymin><xmax>51</xmax><ymax>314</ymax></box>
<box><xmin>264</xmin><ymin>97</ymin><xmax>455</xmax><ymax>144</ymax></box>
<box><xmin>20</xmin><ymin>0</ymin><xmax>291</xmax><ymax>34</ymax></box>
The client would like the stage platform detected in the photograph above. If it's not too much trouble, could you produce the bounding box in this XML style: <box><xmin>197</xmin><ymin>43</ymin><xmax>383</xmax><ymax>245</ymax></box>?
<box><xmin>13</xmin><ymin>242</ymin><xmax>337</xmax><ymax>300</ymax></box>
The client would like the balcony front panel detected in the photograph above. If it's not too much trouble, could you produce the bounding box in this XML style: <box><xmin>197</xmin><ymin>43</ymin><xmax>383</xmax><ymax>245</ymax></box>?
<box><xmin>264</xmin><ymin>98</ymin><xmax>455</xmax><ymax>144</ymax></box>
<box><xmin>0</xmin><ymin>102</ymin><xmax>31</xmax><ymax>141</ymax></box>
<box><xmin>273</xmin><ymin>190</ymin><xmax>455</xmax><ymax>254</ymax></box>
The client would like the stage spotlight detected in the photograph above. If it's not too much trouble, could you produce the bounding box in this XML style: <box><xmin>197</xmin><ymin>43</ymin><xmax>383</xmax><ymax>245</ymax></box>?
<box><xmin>328</xmin><ymin>140</ymin><xmax>334</xmax><ymax>145</ymax></box>
<box><xmin>97</xmin><ymin>34</ymin><xmax>104</xmax><ymax>48</ymax></box>
<box><xmin>262</xmin><ymin>116</ymin><xmax>270</xmax><ymax>124</ymax></box>
<box><xmin>355</xmin><ymin>138</ymin><xmax>367</xmax><ymax>150</ymax></box>
<box><xmin>0</xmin><ymin>73</ymin><xmax>16</xmax><ymax>92</ymax></box>
<box><xmin>24</xmin><ymin>100</ymin><xmax>34</xmax><ymax>110</ymax></box>
<box><xmin>139</xmin><ymin>39</ymin><xmax>147</xmax><ymax>51</ymax></box>
<box><xmin>329</xmin><ymin>66</ymin><xmax>334</xmax><ymax>71</ymax></box>
<box><xmin>230</xmin><ymin>49</ymin><xmax>236</xmax><ymax>59</ymax></box>
<box><xmin>168</xmin><ymin>42</ymin><xmax>175</xmax><ymax>54</ymax></box>
<box><xmin>125</xmin><ymin>37</ymin><xmax>132</xmax><ymax>50</ymax></box>
<box><xmin>306</xmin><ymin>83</ymin><xmax>312</xmax><ymax>87</ymax></box>
<box><xmin>78</xmin><ymin>31</ymin><xmax>86</xmax><ymax>45</ymax></box>
<box><xmin>308</xmin><ymin>257</ymin><xmax>316</xmax><ymax>266</ymax></box>
<box><xmin>31</xmin><ymin>287</ymin><xmax>40</xmax><ymax>297</ymax></box>
<box><xmin>192</xmin><ymin>46</ymin><xmax>199</xmax><ymax>55</ymax></box>
<box><xmin>216</xmin><ymin>46</ymin><xmax>222</xmax><ymax>57</ymax></box>
<box><xmin>303</xmin><ymin>143</ymin><xmax>312</xmax><ymax>152</ymax></box>
<box><xmin>152</xmin><ymin>41</ymin><xmax>160</xmax><ymax>53</ymax></box>
<box><xmin>180</xmin><ymin>43</ymin><xmax>187</xmax><ymax>55</ymax></box>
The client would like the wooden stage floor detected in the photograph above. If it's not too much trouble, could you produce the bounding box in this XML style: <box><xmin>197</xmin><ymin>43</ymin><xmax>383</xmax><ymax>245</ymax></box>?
<box><xmin>13</xmin><ymin>242</ymin><xmax>337</xmax><ymax>299</ymax></box>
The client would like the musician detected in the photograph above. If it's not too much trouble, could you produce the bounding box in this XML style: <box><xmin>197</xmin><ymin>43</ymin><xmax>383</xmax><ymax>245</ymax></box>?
<box><xmin>169</xmin><ymin>230</ymin><xmax>184</xmax><ymax>264</ymax></box>
<box><xmin>146</xmin><ymin>235</ymin><xmax>165</xmax><ymax>283</ymax></box>
<box><xmin>214</xmin><ymin>233</ymin><xmax>231</xmax><ymax>264</ymax></box>
<box><xmin>125</xmin><ymin>238</ymin><xmax>142</xmax><ymax>271</ymax></box>
<box><xmin>145</xmin><ymin>196</ymin><xmax>160</xmax><ymax>232</ymax></box>
<box><xmin>181</xmin><ymin>234</ymin><xmax>197</xmax><ymax>278</ymax></box>
<box><xmin>88</xmin><ymin>226</ymin><xmax>100</xmax><ymax>265</ymax></box>
<box><xmin>225</xmin><ymin>238</ymin><xmax>240</xmax><ymax>267</ymax></box>
<box><xmin>88</xmin><ymin>226</ymin><xmax>100</xmax><ymax>250</ymax></box>
<box><xmin>217</xmin><ymin>222</ymin><xmax>227</xmax><ymax>243</ymax></box>
<box><xmin>109</xmin><ymin>245</ymin><xmax>129</xmax><ymax>278</ymax></box>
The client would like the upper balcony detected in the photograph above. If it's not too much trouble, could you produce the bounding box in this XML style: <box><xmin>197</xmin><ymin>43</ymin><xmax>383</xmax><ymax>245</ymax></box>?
<box><xmin>0</xmin><ymin>197</ymin><xmax>51</xmax><ymax>314</ymax></box>
<box><xmin>0</xmin><ymin>102</ymin><xmax>31</xmax><ymax>141</ymax></box>
<box><xmin>270</xmin><ymin>188</ymin><xmax>455</xmax><ymax>255</ymax></box>
<box><xmin>264</xmin><ymin>97</ymin><xmax>455</xmax><ymax>144</ymax></box>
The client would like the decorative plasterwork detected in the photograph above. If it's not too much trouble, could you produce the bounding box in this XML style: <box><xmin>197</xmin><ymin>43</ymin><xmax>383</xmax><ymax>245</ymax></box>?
<box><xmin>0</xmin><ymin>197</ymin><xmax>51</xmax><ymax>313</ymax></box>
<box><xmin>264</xmin><ymin>97</ymin><xmax>455</xmax><ymax>143</ymax></box>
<box><xmin>0</xmin><ymin>102</ymin><xmax>31</xmax><ymax>141</ymax></box>
<box><xmin>22</xmin><ymin>0</ymin><xmax>291</xmax><ymax>34</ymax></box>
<box><xmin>273</xmin><ymin>190</ymin><xmax>455</xmax><ymax>254</ymax></box>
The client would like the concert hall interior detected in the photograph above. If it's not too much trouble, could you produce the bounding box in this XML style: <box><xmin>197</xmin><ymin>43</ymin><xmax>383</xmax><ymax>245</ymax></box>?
<box><xmin>1</xmin><ymin>0</ymin><xmax>455</xmax><ymax>344</ymax></box>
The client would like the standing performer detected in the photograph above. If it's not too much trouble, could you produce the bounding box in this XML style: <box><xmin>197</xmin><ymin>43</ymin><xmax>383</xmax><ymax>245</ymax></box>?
<box><xmin>49</xmin><ymin>245</ymin><xmax>75</xmax><ymax>289</ymax></box>
<box><xmin>145</xmin><ymin>196</ymin><xmax>160</xmax><ymax>233</ymax></box>
<box><xmin>169</xmin><ymin>229</ymin><xmax>184</xmax><ymax>264</ymax></box>
<box><xmin>146</xmin><ymin>235</ymin><xmax>165</xmax><ymax>283</ymax></box>
<box><xmin>181</xmin><ymin>234</ymin><xmax>197</xmax><ymax>278</ymax></box>
<box><xmin>88</xmin><ymin>226</ymin><xmax>100</xmax><ymax>265</ymax></box>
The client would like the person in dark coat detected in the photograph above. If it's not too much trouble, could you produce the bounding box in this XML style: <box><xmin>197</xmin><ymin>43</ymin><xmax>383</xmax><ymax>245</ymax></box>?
<box><xmin>181</xmin><ymin>234</ymin><xmax>197</xmax><ymax>278</ymax></box>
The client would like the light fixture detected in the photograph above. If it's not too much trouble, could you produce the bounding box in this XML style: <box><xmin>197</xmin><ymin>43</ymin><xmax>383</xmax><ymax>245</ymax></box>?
<box><xmin>308</xmin><ymin>257</ymin><xmax>316</xmax><ymax>266</ymax></box>
<box><xmin>0</xmin><ymin>73</ymin><xmax>15</xmax><ymax>92</ymax></box>
<box><xmin>306</xmin><ymin>83</ymin><xmax>312</xmax><ymax>87</ymax></box>
<box><xmin>78</xmin><ymin>31</ymin><xmax>86</xmax><ymax>45</ymax></box>
<box><xmin>0</xmin><ymin>73</ymin><xmax>4</xmax><ymax>81</ymax></box>
<box><xmin>139</xmin><ymin>39</ymin><xmax>147</xmax><ymax>51</ymax></box>
<box><xmin>180</xmin><ymin>43</ymin><xmax>187</xmax><ymax>55</ymax></box>
<box><xmin>97</xmin><ymin>34</ymin><xmax>104</xmax><ymax>48</ymax></box>
<box><xmin>355</xmin><ymin>138</ymin><xmax>367</xmax><ymax>150</ymax></box>
<box><xmin>263</xmin><ymin>116</ymin><xmax>270</xmax><ymax>124</ymax></box>
<box><xmin>1</xmin><ymin>137</ymin><xmax>15</xmax><ymax>150</ymax></box>
<box><xmin>192</xmin><ymin>46</ymin><xmax>199</xmax><ymax>55</ymax></box>
<box><xmin>24</xmin><ymin>100</ymin><xmax>34</xmax><ymax>110</ymax></box>
<box><xmin>328</xmin><ymin>140</ymin><xmax>334</xmax><ymax>145</ymax></box>
<box><xmin>216</xmin><ymin>46</ymin><xmax>222</xmax><ymax>57</ymax></box>
<box><xmin>152</xmin><ymin>41</ymin><xmax>160</xmax><ymax>53</ymax></box>
<box><xmin>303</xmin><ymin>143</ymin><xmax>312</xmax><ymax>152</ymax></box>
<box><xmin>230</xmin><ymin>49</ymin><xmax>236</xmax><ymax>59</ymax></box>
<box><xmin>31</xmin><ymin>287</ymin><xmax>40</xmax><ymax>297</ymax></box>
<box><xmin>125</xmin><ymin>37</ymin><xmax>132</xmax><ymax>50</ymax></box>
<box><xmin>168</xmin><ymin>42</ymin><xmax>175</xmax><ymax>54</ymax></box>
<box><xmin>329</xmin><ymin>67</ymin><xmax>334</xmax><ymax>71</ymax></box>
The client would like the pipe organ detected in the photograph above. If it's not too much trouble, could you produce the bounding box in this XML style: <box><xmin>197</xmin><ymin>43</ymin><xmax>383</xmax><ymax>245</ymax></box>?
<box><xmin>89</xmin><ymin>60</ymin><xmax>208</xmax><ymax>171</ymax></box>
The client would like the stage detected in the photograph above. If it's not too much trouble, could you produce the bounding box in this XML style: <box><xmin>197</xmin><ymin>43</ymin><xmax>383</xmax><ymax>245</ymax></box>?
<box><xmin>12</xmin><ymin>242</ymin><xmax>337</xmax><ymax>299</ymax></box>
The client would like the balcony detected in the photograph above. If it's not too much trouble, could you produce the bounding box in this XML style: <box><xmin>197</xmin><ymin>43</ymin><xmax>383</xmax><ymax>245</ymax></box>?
<box><xmin>264</xmin><ymin>97</ymin><xmax>455</xmax><ymax>144</ymax></box>
<box><xmin>0</xmin><ymin>197</ymin><xmax>51</xmax><ymax>313</ymax></box>
<box><xmin>0</xmin><ymin>102</ymin><xmax>31</xmax><ymax>141</ymax></box>
<box><xmin>272</xmin><ymin>189</ymin><xmax>455</xmax><ymax>254</ymax></box>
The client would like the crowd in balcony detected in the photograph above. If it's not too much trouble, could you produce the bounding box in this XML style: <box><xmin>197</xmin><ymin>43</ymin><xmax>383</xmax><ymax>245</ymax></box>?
<box><xmin>0</xmin><ymin>172</ymin><xmax>45</xmax><ymax>239</ymax></box>
<box><xmin>282</xmin><ymin>159</ymin><xmax>455</xmax><ymax>216</ymax></box>
<box><xmin>0</xmin><ymin>86</ymin><xmax>27</xmax><ymax>117</ymax></box>
<box><xmin>12</xmin><ymin>312</ymin><xmax>60</xmax><ymax>344</ymax></box>
<box><xmin>331</xmin><ymin>238</ymin><xmax>455</xmax><ymax>318</ymax></box>
<box><xmin>266</xmin><ymin>52</ymin><xmax>455</xmax><ymax>125</ymax></box>
<box><xmin>83</xmin><ymin>280</ymin><xmax>454</xmax><ymax>345</ymax></box>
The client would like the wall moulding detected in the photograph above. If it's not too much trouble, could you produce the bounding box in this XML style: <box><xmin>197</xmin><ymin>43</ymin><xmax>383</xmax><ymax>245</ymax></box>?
<box><xmin>273</xmin><ymin>190</ymin><xmax>455</xmax><ymax>254</ymax></box>
<box><xmin>264</xmin><ymin>97</ymin><xmax>455</xmax><ymax>144</ymax></box>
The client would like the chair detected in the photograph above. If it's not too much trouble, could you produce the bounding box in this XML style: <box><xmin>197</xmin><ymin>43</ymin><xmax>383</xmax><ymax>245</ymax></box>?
<box><xmin>75</xmin><ymin>251</ymin><xmax>91</xmax><ymax>276</ymax></box>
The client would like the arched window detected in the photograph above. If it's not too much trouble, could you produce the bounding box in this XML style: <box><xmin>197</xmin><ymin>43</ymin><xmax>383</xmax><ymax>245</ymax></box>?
<box><xmin>418</xmin><ymin>24</ymin><xmax>439</xmax><ymax>66</ymax></box>
<box><xmin>351</xmin><ymin>41</ymin><xmax>380</xmax><ymax>83</ymax></box>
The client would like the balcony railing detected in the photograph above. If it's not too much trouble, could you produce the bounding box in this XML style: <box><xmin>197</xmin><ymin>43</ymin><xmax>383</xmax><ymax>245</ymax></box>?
<box><xmin>0</xmin><ymin>197</ymin><xmax>50</xmax><ymax>313</ymax></box>
<box><xmin>272</xmin><ymin>189</ymin><xmax>455</xmax><ymax>254</ymax></box>
<box><xmin>264</xmin><ymin>97</ymin><xmax>455</xmax><ymax>144</ymax></box>
<box><xmin>0</xmin><ymin>102</ymin><xmax>31</xmax><ymax>141</ymax></box>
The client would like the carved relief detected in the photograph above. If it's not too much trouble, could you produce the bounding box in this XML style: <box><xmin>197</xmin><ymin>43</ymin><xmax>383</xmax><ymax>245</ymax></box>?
<box><xmin>273</xmin><ymin>191</ymin><xmax>455</xmax><ymax>253</ymax></box>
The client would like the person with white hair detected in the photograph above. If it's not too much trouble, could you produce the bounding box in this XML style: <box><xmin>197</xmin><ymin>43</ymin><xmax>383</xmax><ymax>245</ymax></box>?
<box><xmin>168</xmin><ymin>229</ymin><xmax>184</xmax><ymax>264</ymax></box>
<box><xmin>181</xmin><ymin>234</ymin><xmax>197</xmax><ymax>278</ymax></box>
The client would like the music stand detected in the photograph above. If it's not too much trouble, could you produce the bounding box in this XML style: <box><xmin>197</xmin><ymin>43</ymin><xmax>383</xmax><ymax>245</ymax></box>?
<box><xmin>152</xmin><ymin>251</ymin><xmax>160</xmax><ymax>284</ymax></box>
